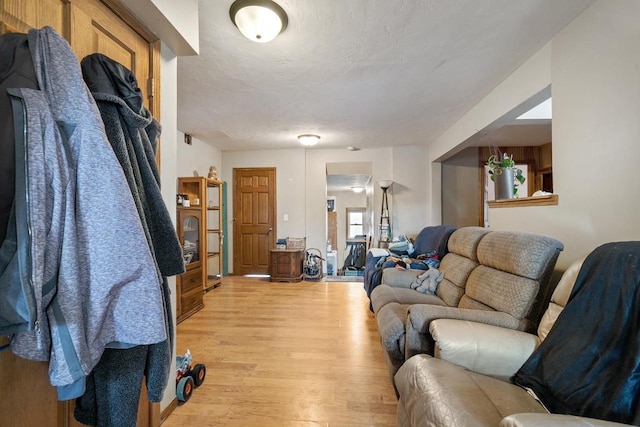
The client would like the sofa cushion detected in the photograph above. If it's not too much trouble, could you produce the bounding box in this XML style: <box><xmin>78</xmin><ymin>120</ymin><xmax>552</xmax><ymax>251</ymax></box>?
<box><xmin>477</xmin><ymin>231</ymin><xmax>564</xmax><ymax>280</ymax></box>
<box><xmin>371</xmin><ymin>284</ymin><xmax>446</xmax><ymax>314</ymax></box>
<box><xmin>537</xmin><ymin>256</ymin><xmax>586</xmax><ymax>340</ymax></box>
<box><xmin>447</xmin><ymin>226</ymin><xmax>490</xmax><ymax>261</ymax></box>
<box><xmin>436</xmin><ymin>253</ymin><xmax>479</xmax><ymax>307</ymax></box>
<box><xmin>499</xmin><ymin>413</ymin><xmax>631</xmax><ymax>427</ymax></box>
<box><xmin>475</xmin><ymin>230</ymin><xmax>563</xmax><ymax>329</ymax></box>
<box><xmin>461</xmin><ymin>265</ymin><xmax>539</xmax><ymax>322</ymax></box>
<box><xmin>395</xmin><ymin>355</ymin><xmax>546</xmax><ymax>427</ymax></box>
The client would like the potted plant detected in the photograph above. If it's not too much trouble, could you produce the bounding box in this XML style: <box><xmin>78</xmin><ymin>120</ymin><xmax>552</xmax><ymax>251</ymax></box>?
<box><xmin>486</xmin><ymin>152</ymin><xmax>525</xmax><ymax>199</ymax></box>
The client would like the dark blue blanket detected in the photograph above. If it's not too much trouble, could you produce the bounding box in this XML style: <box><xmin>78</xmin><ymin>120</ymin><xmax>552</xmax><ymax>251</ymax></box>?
<box><xmin>513</xmin><ymin>241</ymin><xmax>640</xmax><ymax>425</ymax></box>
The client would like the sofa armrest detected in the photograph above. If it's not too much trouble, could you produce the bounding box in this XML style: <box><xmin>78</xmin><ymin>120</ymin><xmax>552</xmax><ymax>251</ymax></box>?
<box><xmin>364</xmin><ymin>251</ymin><xmax>390</xmax><ymax>297</ymax></box>
<box><xmin>429</xmin><ymin>319</ymin><xmax>540</xmax><ymax>381</ymax></box>
<box><xmin>500</xmin><ymin>413</ymin><xmax>631</xmax><ymax>427</ymax></box>
<box><xmin>405</xmin><ymin>305</ymin><xmax>522</xmax><ymax>359</ymax></box>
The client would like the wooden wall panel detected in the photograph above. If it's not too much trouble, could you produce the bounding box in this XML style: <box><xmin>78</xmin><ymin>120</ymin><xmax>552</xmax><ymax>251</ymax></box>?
<box><xmin>0</xmin><ymin>0</ymin><xmax>68</xmax><ymax>36</ymax></box>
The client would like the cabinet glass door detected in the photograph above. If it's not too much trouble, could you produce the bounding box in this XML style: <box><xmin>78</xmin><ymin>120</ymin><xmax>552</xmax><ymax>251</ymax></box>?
<box><xmin>182</xmin><ymin>214</ymin><xmax>200</xmax><ymax>266</ymax></box>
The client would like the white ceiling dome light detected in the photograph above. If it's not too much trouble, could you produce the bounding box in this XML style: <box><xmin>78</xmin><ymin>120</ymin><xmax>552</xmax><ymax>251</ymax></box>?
<box><xmin>298</xmin><ymin>134</ymin><xmax>320</xmax><ymax>147</ymax></box>
<box><xmin>229</xmin><ymin>0</ymin><xmax>288</xmax><ymax>43</ymax></box>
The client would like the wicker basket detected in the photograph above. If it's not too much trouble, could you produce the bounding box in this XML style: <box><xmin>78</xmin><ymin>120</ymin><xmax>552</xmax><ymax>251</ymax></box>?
<box><xmin>286</xmin><ymin>237</ymin><xmax>306</xmax><ymax>250</ymax></box>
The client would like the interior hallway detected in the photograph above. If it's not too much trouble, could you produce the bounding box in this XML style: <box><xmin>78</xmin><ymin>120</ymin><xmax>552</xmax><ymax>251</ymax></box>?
<box><xmin>163</xmin><ymin>276</ymin><xmax>397</xmax><ymax>426</ymax></box>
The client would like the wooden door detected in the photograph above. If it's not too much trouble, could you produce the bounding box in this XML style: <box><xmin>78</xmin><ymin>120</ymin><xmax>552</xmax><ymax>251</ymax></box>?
<box><xmin>0</xmin><ymin>1</ymin><xmax>161</xmax><ymax>426</ymax></box>
<box><xmin>233</xmin><ymin>168</ymin><xmax>277</xmax><ymax>276</ymax></box>
<box><xmin>327</xmin><ymin>211</ymin><xmax>337</xmax><ymax>251</ymax></box>
<box><xmin>69</xmin><ymin>0</ymin><xmax>159</xmax><ymax>115</ymax></box>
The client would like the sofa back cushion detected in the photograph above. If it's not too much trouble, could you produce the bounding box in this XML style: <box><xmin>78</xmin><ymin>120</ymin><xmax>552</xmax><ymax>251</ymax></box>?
<box><xmin>447</xmin><ymin>227</ymin><xmax>489</xmax><ymax>261</ymax></box>
<box><xmin>459</xmin><ymin>230</ymin><xmax>564</xmax><ymax>331</ymax></box>
<box><xmin>460</xmin><ymin>266</ymin><xmax>540</xmax><ymax>325</ymax></box>
<box><xmin>437</xmin><ymin>254</ymin><xmax>479</xmax><ymax>307</ymax></box>
<box><xmin>435</xmin><ymin>227</ymin><xmax>490</xmax><ymax>307</ymax></box>
<box><xmin>537</xmin><ymin>256</ymin><xmax>585</xmax><ymax>340</ymax></box>
<box><xmin>476</xmin><ymin>231</ymin><xmax>563</xmax><ymax>280</ymax></box>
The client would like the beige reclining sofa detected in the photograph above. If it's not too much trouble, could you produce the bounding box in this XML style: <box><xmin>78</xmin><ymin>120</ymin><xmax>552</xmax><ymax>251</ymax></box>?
<box><xmin>370</xmin><ymin>226</ymin><xmax>564</xmax><ymax>380</ymax></box>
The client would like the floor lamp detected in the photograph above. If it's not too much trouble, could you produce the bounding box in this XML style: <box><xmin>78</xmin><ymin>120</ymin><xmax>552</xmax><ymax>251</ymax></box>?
<box><xmin>378</xmin><ymin>180</ymin><xmax>393</xmax><ymax>248</ymax></box>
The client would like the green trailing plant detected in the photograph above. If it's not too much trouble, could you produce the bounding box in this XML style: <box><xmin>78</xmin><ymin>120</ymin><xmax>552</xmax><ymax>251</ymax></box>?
<box><xmin>486</xmin><ymin>152</ymin><xmax>525</xmax><ymax>195</ymax></box>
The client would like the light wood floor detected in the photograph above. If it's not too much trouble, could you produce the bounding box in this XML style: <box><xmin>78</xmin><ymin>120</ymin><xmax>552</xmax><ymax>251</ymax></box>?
<box><xmin>162</xmin><ymin>276</ymin><xmax>398</xmax><ymax>427</ymax></box>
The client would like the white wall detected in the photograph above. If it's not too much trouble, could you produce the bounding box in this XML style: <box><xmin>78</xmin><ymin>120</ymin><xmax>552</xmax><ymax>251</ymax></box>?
<box><xmin>392</xmin><ymin>145</ymin><xmax>430</xmax><ymax>238</ymax></box>
<box><xmin>159</xmin><ymin>42</ymin><xmax>179</xmax><ymax>412</ymax></box>
<box><xmin>427</xmin><ymin>42</ymin><xmax>552</xmax><ymax>225</ymax></box>
<box><xmin>432</xmin><ymin>0</ymin><xmax>640</xmax><ymax>269</ymax></box>
<box><xmin>491</xmin><ymin>0</ymin><xmax>640</xmax><ymax>268</ymax></box>
<box><xmin>219</xmin><ymin>146</ymin><xmax>428</xmax><ymax>273</ymax></box>
<box><xmin>176</xmin><ymin>132</ymin><xmax>222</xmax><ymax>178</ymax></box>
<box><xmin>305</xmin><ymin>148</ymin><xmax>394</xmax><ymax>268</ymax></box>
<box><xmin>221</xmin><ymin>148</ymin><xmax>307</xmax><ymax>272</ymax></box>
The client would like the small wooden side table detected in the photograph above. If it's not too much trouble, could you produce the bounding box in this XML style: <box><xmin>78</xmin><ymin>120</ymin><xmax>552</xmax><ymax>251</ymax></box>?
<box><xmin>270</xmin><ymin>248</ymin><xmax>304</xmax><ymax>282</ymax></box>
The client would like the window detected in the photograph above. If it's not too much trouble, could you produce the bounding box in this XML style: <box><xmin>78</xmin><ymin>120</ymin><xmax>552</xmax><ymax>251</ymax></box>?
<box><xmin>346</xmin><ymin>207</ymin><xmax>366</xmax><ymax>239</ymax></box>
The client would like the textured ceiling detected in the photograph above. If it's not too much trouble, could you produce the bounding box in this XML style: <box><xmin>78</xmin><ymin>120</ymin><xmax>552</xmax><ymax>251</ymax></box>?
<box><xmin>177</xmin><ymin>0</ymin><xmax>593</xmax><ymax>152</ymax></box>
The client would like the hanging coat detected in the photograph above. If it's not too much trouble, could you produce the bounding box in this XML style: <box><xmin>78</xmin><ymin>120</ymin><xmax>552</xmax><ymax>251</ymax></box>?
<box><xmin>2</xmin><ymin>26</ymin><xmax>167</xmax><ymax>401</ymax></box>
<box><xmin>73</xmin><ymin>53</ymin><xmax>185</xmax><ymax>427</ymax></box>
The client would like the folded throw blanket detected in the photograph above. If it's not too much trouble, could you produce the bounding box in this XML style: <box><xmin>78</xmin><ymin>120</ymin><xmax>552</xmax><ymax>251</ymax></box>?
<box><xmin>513</xmin><ymin>241</ymin><xmax>640</xmax><ymax>425</ymax></box>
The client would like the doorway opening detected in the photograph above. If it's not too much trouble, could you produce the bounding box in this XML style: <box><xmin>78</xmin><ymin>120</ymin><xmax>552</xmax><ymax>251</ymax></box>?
<box><xmin>325</xmin><ymin>162</ymin><xmax>373</xmax><ymax>278</ymax></box>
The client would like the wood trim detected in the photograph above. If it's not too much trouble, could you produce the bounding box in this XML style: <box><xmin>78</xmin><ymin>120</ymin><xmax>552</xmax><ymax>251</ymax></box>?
<box><xmin>160</xmin><ymin>399</ymin><xmax>178</xmax><ymax>425</ymax></box>
<box><xmin>149</xmin><ymin>402</ymin><xmax>162</xmax><ymax>426</ymax></box>
<box><xmin>488</xmin><ymin>194</ymin><xmax>559</xmax><ymax>208</ymax></box>
<box><xmin>58</xmin><ymin>401</ymin><xmax>69</xmax><ymax>427</ymax></box>
<box><xmin>150</xmin><ymin>39</ymin><xmax>161</xmax><ymax>167</ymax></box>
<box><xmin>477</xmin><ymin>147</ymin><xmax>485</xmax><ymax>226</ymax></box>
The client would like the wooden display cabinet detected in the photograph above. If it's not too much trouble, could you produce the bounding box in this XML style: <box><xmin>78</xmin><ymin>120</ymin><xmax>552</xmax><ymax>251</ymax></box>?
<box><xmin>176</xmin><ymin>206</ymin><xmax>204</xmax><ymax>323</ymax></box>
<box><xmin>177</xmin><ymin>177</ymin><xmax>224</xmax><ymax>295</ymax></box>
<box><xmin>270</xmin><ymin>249</ymin><xmax>304</xmax><ymax>282</ymax></box>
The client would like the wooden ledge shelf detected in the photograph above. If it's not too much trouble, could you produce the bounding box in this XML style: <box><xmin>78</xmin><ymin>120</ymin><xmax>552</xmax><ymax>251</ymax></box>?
<box><xmin>488</xmin><ymin>194</ymin><xmax>559</xmax><ymax>208</ymax></box>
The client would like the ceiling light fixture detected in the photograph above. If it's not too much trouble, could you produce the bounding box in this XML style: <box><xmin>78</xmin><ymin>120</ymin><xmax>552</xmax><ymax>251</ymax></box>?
<box><xmin>351</xmin><ymin>186</ymin><xmax>365</xmax><ymax>193</ymax></box>
<box><xmin>298</xmin><ymin>134</ymin><xmax>320</xmax><ymax>146</ymax></box>
<box><xmin>229</xmin><ymin>0</ymin><xmax>288</xmax><ymax>43</ymax></box>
